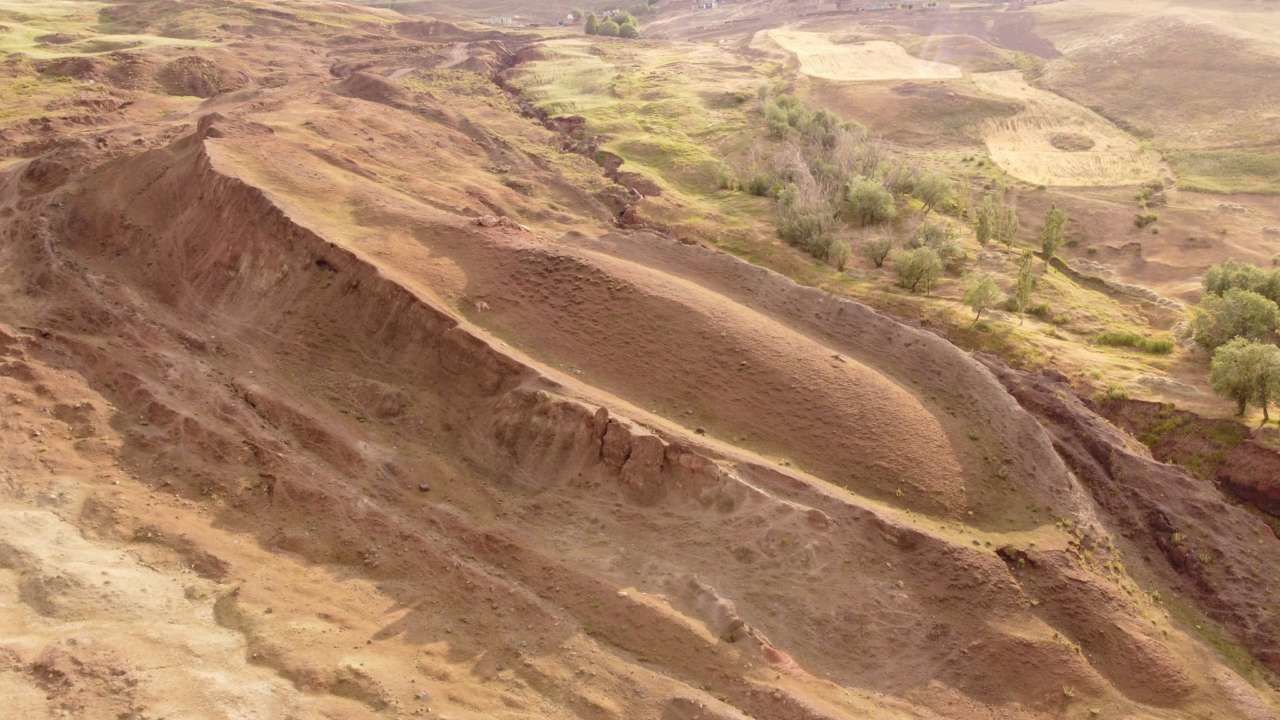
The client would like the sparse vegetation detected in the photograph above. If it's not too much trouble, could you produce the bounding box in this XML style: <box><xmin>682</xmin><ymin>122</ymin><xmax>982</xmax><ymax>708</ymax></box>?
<box><xmin>1134</xmin><ymin>212</ymin><xmax>1158</xmax><ymax>229</ymax></box>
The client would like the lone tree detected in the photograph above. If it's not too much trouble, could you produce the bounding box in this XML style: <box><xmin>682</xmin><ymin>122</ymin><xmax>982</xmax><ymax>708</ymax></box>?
<box><xmin>1190</xmin><ymin>288</ymin><xmax>1280</xmax><ymax>351</ymax></box>
<box><xmin>964</xmin><ymin>274</ymin><xmax>1002</xmax><ymax>327</ymax></box>
<box><xmin>619</xmin><ymin>19</ymin><xmax>639</xmax><ymax>38</ymax></box>
<box><xmin>1211</xmin><ymin>338</ymin><xmax>1280</xmax><ymax>422</ymax></box>
<box><xmin>860</xmin><ymin>235</ymin><xmax>894</xmax><ymax>268</ymax></box>
<box><xmin>1013</xmin><ymin>251</ymin><xmax>1037</xmax><ymax>321</ymax></box>
<box><xmin>846</xmin><ymin>178</ymin><xmax>896</xmax><ymax>226</ymax></box>
<box><xmin>892</xmin><ymin>247</ymin><xmax>943</xmax><ymax>294</ymax></box>
<box><xmin>997</xmin><ymin>205</ymin><xmax>1019</xmax><ymax>246</ymax></box>
<box><xmin>584</xmin><ymin>13</ymin><xmax>599</xmax><ymax>34</ymax></box>
<box><xmin>1039</xmin><ymin>206</ymin><xmax>1067</xmax><ymax>261</ymax></box>
<box><xmin>975</xmin><ymin>197</ymin><xmax>993</xmax><ymax>246</ymax></box>
<box><xmin>913</xmin><ymin>173</ymin><xmax>952</xmax><ymax>217</ymax></box>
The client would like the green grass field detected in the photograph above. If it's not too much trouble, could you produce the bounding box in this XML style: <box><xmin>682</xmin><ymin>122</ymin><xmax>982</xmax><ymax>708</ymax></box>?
<box><xmin>1168</xmin><ymin>148</ymin><xmax>1280</xmax><ymax>195</ymax></box>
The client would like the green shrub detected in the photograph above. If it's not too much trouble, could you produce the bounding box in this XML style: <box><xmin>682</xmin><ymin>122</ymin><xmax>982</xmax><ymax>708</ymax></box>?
<box><xmin>618</xmin><ymin>21</ymin><xmax>639</xmax><ymax>38</ymax></box>
<box><xmin>1028</xmin><ymin>302</ymin><xmax>1053</xmax><ymax>320</ymax></box>
<box><xmin>744</xmin><ymin>174</ymin><xmax>773</xmax><ymax>196</ymax></box>
<box><xmin>846</xmin><ymin>178</ymin><xmax>896</xmax><ymax>226</ymax></box>
<box><xmin>826</xmin><ymin>237</ymin><xmax>852</xmax><ymax>271</ymax></box>
<box><xmin>1099</xmin><ymin>384</ymin><xmax>1130</xmax><ymax>402</ymax></box>
<box><xmin>598</xmin><ymin>19</ymin><xmax>620</xmax><ymax>36</ymax></box>
<box><xmin>1135</xmin><ymin>212</ymin><xmax>1158</xmax><ymax>228</ymax></box>
<box><xmin>1096</xmin><ymin>330</ymin><xmax>1175</xmax><ymax>354</ymax></box>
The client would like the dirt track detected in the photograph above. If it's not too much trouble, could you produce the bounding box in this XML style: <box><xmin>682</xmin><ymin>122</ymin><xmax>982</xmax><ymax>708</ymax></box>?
<box><xmin>1</xmin><ymin>1</ymin><xmax>1279</xmax><ymax>719</ymax></box>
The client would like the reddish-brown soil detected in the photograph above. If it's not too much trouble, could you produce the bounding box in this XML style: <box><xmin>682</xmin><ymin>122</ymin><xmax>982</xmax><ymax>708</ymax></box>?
<box><xmin>1</xmin><ymin>1</ymin><xmax>1278</xmax><ymax>718</ymax></box>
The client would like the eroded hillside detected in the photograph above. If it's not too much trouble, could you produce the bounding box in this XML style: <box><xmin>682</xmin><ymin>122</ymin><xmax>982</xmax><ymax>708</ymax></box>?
<box><xmin>1</xmin><ymin>1</ymin><xmax>1279</xmax><ymax>719</ymax></box>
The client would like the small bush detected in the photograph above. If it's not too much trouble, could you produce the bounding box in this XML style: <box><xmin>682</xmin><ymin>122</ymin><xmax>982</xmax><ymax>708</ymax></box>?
<box><xmin>1028</xmin><ymin>302</ymin><xmax>1053</xmax><ymax>320</ymax></box>
<box><xmin>716</xmin><ymin>164</ymin><xmax>737</xmax><ymax>191</ymax></box>
<box><xmin>1135</xmin><ymin>212</ymin><xmax>1158</xmax><ymax>228</ymax></box>
<box><xmin>826</xmin><ymin>237</ymin><xmax>851</xmax><ymax>271</ymax></box>
<box><xmin>598</xmin><ymin>19</ymin><xmax>620</xmax><ymax>36</ymax></box>
<box><xmin>745</xmin><ymin>174</ymin><xmax>773</xmax><ymax>196</ymax></box>
<box><xmin>883</xmin><ymin>162</ymin><xmax>919</xmax><ymax>196</ymax></box>
<box><xmin>1099</xmin><ymin>384</ymin><xmax>1130</xmax><ymax>402</ymax></box>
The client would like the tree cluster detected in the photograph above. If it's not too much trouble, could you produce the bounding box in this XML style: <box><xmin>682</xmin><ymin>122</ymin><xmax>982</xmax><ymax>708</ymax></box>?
<box><xmin>584</xmin><ymin>11</ymin><xmax>640</xmax><ymax>38</ymax></box>
<box><xmin>1195</xmin><ymin>260</ymin><xmax>1280</xmax><ymax>421</ymax></box>
<box><xmin>736</xmin><ymin>88</ymin><xmax>965</xmax><ymax>282</ymax></box>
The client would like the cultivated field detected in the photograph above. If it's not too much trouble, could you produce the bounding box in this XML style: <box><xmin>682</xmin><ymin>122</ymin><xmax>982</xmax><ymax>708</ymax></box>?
<box><xmin>970</xmin><ymin>70</ymin><xmax>1165</xmax><ymax>187</ymax></box>
<box><xmin>766</xmin><ymin>29</ymin><xmax>963</xmax><ymax>82</ymax></box>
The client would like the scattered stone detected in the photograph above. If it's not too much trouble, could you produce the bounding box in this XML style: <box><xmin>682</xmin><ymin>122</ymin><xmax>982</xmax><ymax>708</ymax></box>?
<box><xmin>418</xmin><ymin>483</ymin><xmax>431</xmax><ymax>492</ymax></box>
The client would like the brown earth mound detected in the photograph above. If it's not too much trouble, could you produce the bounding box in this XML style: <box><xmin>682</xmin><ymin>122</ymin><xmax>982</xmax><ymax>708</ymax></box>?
<box><xmin>1050</xmin><ymin>132</ymin><xmax>1097</xmax><ymax>152</ymax></box>
<box><xmin>156</xmin><ymin>55</ymin><xmax>250</xmax><ymax>98</ymax></box>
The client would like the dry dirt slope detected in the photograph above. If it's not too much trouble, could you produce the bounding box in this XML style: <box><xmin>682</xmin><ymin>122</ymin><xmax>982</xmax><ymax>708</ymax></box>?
<box><xmin>1</xmin><ymin>1</ymin><xmax>1279</xmax><ymax>718</ymax></box>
